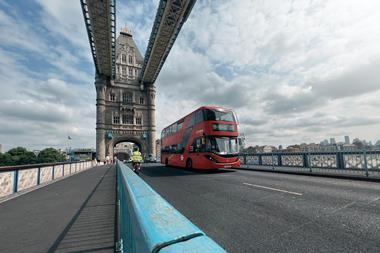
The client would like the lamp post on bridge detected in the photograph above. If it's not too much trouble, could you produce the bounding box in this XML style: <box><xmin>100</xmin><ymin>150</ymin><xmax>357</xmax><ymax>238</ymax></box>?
<box><xmin>67</xmin><ymin>135</ymin><xmax>73</xmax><ymax>161</ymax></box>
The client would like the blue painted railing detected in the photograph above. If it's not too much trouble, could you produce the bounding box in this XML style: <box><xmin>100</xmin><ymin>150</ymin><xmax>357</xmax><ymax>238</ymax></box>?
<box><xmin>239</xmin><ymin>150</ymin><xmax>380</xmax><ymax>178</ymax></box>
<box><xmin>116</xmin><ymin>161</ymin><xmax>227</xmax><ymax>253</ymax></box>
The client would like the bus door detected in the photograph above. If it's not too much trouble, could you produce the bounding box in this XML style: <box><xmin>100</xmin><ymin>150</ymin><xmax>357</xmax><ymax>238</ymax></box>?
<box><xmin>189</xmin><ymin>137</ymin><xmax>205</xmax><ymax>168</ymax></box>
<box><xmin>180</xmin><ymin>127</ymin><xmax>192</xmax><ymax>167</ymax></box>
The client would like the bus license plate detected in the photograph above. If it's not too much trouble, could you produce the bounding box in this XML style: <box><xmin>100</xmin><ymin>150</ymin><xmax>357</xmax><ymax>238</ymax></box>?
<box><xmin>224</xmin><ymin>165</ymin><xmax>232</xmax><ymax>168</ymax></box>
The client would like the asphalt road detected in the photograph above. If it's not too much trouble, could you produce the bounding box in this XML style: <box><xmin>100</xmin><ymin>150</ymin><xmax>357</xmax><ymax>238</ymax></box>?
<box><xmin>140</xmin><ymin>164</ymin><xmax>380</xmax><ymax>253</ymax></box>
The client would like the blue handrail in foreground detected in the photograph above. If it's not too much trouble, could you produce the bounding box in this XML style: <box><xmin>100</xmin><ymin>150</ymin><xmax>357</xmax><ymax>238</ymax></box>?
<box><xmin>116</xmin><ymin>160</ymin><xmax>227</xmax><ymax>253</ymax></box>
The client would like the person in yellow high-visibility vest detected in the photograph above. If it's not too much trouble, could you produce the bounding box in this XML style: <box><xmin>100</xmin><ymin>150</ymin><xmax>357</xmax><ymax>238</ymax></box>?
<box><xmin>130</xmin><ymin>147</ymin><xmax>143</xmax><ymax>173</ymax></box>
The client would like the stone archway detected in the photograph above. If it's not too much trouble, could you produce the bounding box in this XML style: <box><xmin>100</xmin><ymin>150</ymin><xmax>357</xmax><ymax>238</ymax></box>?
<box><xmin>106</xmin><ymin>136</ymin><xmax>146</xmax><ymax>161</ymax></box>
<box><xmin>114</xmin><ymin>152</ymin><xmax>130</xmax><ymax>161</ymax></box>
<box><xmin>113</xmin><ymin>136</ymin><xmax>145</xmax><ymax>152</ymax></box>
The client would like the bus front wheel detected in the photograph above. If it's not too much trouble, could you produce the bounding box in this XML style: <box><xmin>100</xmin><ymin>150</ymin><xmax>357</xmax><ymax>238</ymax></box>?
<box><xmin>186</xmin><ymin>159</ymin><xmax>192</xmax><ymax>169</ymax></box>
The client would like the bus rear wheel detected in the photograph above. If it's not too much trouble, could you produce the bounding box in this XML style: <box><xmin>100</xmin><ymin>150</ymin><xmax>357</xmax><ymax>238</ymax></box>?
<box><xmin>186</xmin><ymin>159</ymin><xmax>192</xmax><ymax>169</ymax></box>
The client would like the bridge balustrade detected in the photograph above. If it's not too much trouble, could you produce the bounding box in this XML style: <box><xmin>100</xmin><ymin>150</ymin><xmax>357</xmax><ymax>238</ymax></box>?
<box><xmin>239</xmin><ymin>150</ymin><xmax>380</xmax><ymax>178</ymax></box>
<box><xmin>0</xmin><ymin>160</ymin><xmax>95</xmax><ymax>199</ymax></box>
<box><xmin>116</xmin><ymin>160</ymin><xmax>226</xmax><ymax>253</ymax></box>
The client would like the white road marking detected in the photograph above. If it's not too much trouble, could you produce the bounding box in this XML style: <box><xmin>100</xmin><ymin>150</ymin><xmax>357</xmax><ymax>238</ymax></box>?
<box><xmin>243</xmin><ymin>182</ymin><xmax>303</xmax><ymax>196</ymax></box>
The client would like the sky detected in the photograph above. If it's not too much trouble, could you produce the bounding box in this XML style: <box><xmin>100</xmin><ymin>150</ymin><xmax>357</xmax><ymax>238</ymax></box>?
<box><xmin>0</xmin><ymin>0</ymin><xmax>380</xmax><ymax>151</ymax></box>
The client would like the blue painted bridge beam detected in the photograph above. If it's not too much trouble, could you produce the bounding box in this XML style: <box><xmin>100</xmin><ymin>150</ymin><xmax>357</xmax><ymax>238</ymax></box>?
<box><xmin>116</xmin><ymin>160</ymin><xmax>226</xmax><ymax>252</ymax></box>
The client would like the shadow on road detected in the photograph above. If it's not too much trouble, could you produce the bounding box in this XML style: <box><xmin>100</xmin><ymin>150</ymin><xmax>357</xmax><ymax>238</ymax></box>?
<box><xmin>141</xmin><ymin>164</ymin><xmax>235</xmax><ymax>178</ymax></box>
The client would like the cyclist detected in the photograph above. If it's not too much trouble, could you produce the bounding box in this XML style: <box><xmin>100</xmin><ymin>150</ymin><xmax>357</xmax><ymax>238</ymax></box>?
<box><xmin>130</xmin><ymin>147</ymin><xmax>143</xmax><ymax>174</ymax></box>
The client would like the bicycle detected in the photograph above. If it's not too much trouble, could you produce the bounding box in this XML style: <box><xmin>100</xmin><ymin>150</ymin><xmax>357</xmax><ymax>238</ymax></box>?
<box><xmin>132</xmin><ymin>161</ymin><xmax>141</xmax><ymax>174</ymax></box>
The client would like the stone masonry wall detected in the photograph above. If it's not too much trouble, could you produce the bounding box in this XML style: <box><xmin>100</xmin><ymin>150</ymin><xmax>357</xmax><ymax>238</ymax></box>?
<box><xmin>17</xmin><ymin>169</ymin><xmax>38</xmax><ymax>191</ymax></box>
<box><xmin>63</xmin><ymin>164</ymin><xmax>71</xmax><ymax>175</ymax></box>
<box><xmin>0</xmin><ymin>162</ymin><xmax>94</xmax><ymax>200</ymax></box>
<box><xmin>0</xmin><ymin>172</ymin><xmax>13</xmax><ymax>198</ymax></box>
<box><xmin>54</xmin><ymin>165</ymin><xmax>63</xmax><ymax>179</ymax></box>
<box><xmin>40</xmin><ymin>166</ymin><xmax>53</xmax><ymax>184</ymax></box>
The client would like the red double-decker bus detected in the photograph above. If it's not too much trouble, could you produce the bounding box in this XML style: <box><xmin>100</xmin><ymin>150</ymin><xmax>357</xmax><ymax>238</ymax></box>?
<box><xmin>160</xmin><ymin>106</ymin><xmax>240</xmax><ymax>169</ymax></box>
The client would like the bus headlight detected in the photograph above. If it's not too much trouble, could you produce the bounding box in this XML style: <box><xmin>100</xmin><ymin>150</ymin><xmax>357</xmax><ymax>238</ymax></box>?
<box><xmin>205</xmin><ymin>155</ymin><xmax>217</xmax><ymax>162</ymax></box>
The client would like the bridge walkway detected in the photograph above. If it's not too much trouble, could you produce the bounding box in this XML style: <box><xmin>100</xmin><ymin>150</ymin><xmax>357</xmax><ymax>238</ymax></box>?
<box><xmin>0</xmin><ymin>164</ymin><xmax>116</xmax><ymax>253</ymax></box>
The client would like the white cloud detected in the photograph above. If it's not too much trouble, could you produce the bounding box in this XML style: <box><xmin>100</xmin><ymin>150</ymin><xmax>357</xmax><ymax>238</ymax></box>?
<box><xmin>154</xmin><ymin>0</ymin><xmax>380</xmax><ymax>146</ymax></box>
<box><xmin>1</xmin><ymin>0</ymin><xmax>380</xmax><ymax>152</ymax></box>
<box><xmin>35</xmin><ymin>0</ymin><xmax>92</xmax><ymax>59</ymax></box>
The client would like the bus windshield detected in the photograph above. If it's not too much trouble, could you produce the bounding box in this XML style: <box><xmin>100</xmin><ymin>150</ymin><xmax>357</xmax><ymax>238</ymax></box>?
<box><xmin>206</xmin><ymin>136</ymin><xmax>239</xmax><ymax>155</ymax></box>
<box><xmin>204</xmin><ymin>109</ymin><xmax>235</xmax><ymax>122</ymax></box>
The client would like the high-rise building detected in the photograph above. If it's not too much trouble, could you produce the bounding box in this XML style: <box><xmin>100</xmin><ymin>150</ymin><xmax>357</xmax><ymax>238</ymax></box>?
<box><xmin>344</xmin><ymin>136</ymin><xmax>350</xmax><ymax>144</ymax></box>
<box><xmin>330</xmin><ymin>138</ymin><xmax>336</xmax><ymax>145</ymax></box>
<box><xmin>320</xmin><ymin>139</ymin><xmax>329</xmax><ymax>145</ymax></box>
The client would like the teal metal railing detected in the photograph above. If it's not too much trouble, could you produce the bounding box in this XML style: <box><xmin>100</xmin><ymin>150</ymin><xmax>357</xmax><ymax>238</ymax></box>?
<box><xmin>116</xmin><ymin>160</ymin><xmax>227</xmax><ymax>253</ymax></box>
<box><xmin>239</xmin><ymin>150</ymin><xmax>380</xmax><ymax>178</ymax></box>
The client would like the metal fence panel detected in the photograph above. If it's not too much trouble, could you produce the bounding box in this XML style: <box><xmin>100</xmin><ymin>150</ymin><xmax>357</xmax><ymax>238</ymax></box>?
<box><xmin>239</xmin><ymin>150</ymin><xmax>380</xmax><ymax>178</ymax></box>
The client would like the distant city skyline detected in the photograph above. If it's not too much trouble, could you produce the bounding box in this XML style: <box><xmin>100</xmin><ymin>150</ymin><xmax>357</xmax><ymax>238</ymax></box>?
<box><xmin>243</xmin><ymin>134</ymin><xmax>380</xmax><ymax>150</ymax></box>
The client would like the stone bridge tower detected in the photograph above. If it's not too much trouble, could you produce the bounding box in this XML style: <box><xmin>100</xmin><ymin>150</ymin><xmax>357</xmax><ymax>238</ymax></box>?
<box><xmin>96</xmin><ymin>27</ymin><xmax>156</xmax><ymax>161</ymax></box>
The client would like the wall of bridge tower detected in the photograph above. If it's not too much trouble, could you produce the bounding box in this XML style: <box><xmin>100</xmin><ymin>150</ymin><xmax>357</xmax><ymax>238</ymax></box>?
<box><xmin>95</xmin><ymin>29</ymin><xmax>156</xmax><ymax>162</ymax></box>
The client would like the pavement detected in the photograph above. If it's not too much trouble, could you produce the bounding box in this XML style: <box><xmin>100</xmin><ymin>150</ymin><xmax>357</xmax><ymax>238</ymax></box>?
<box><xmin>239</xmin><ymin>165</ymin><xmax>380</xmax><ymax>180</ymax></box>
<box><xmin>0</xmin><ymin>165</ymin><xmax>116</xmax><ymax>253</ymax></box>
<box><xmin>140</xmin><ymin>164</ymin><xmax>380</xmax><ymax>253</ymax></box>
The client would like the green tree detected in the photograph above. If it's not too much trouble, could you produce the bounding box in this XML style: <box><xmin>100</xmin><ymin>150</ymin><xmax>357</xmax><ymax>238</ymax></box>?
<box><xmin>4</xmin><ymin>147</ymin><xmax>37</xmax><ymax>166</ymax></box>
<box><xmin>38</xmin><ymin>148</ymin><xmax>65</xmax><ymax>163</ymax></box>
<box><xmin>0</xmin><ymin>152</ymin><xmax>14</xmax><ymax>166</ymax></box>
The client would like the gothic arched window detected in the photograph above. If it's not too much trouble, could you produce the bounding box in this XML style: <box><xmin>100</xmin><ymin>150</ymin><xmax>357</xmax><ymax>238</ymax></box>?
<box><xmin>122</xmin><ymin>92</ymin><xmax>133</xmax><ymax>104</ymax></box>
<box><xmin>126</xmin><ymin>114</ymin><xmax>134</xmax><ymax>124</ymax></box>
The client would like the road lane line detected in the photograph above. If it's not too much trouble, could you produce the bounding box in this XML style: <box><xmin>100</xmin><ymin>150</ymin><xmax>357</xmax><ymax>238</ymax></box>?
<box><xmin>243</xmin><ymin>182</ymin><xmax>303</xmax><ymax>196</ymax></box>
